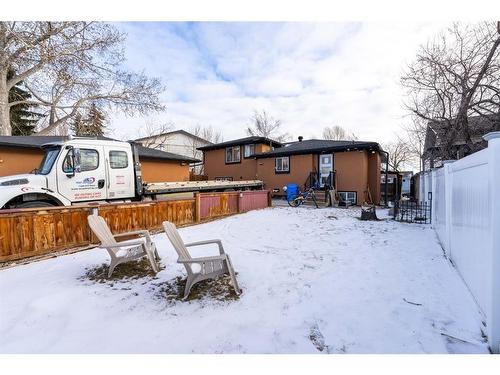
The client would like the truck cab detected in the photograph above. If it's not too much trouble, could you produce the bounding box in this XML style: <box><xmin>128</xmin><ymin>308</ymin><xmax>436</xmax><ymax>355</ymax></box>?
<box><xmin>0</xmin><ymin>138</ymin><xmax>137</xmax><ymax>209</ymax></box>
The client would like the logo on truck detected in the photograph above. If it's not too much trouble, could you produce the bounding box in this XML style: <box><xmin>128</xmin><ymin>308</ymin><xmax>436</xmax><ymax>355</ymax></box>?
<box><xmin>80</xmin><ymin>177</ymin><xmax>96</xmax><ymax>185</ymax></box>
<box><xmin>72</xmin><ymin>177</ymin><xmax>98</xmax><ymax>191</ymax></box>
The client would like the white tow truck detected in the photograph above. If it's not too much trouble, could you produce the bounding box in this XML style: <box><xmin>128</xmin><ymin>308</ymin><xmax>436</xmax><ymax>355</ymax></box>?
<box><xmin>0</xmin><ymin>138</ymin><xmax>263</xmax><ymax>209</ymax></box>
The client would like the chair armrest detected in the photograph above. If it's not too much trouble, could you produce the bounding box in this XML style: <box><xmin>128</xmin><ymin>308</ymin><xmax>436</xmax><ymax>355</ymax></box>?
<box><xmin>178</xmin><ymin>255</ymin><xmax>226</xmax><ymax>264</ymax></box>
<box><xmin>184</xmin><ymin>239</ymin><xmax>225</xmax><ymax>255</ymax></box>
<box><xmin>114</xmin><ymin>230</ymin><xmax>152</xmax><ymax>244</ymax></box>
<box><xmin>104</xmin><ymin>241</ymin><xmax>146</xmax><ymax>249</ymax></box>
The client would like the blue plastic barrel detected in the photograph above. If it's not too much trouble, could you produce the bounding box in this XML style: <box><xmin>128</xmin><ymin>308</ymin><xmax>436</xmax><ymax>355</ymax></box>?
<box><xmin>286</xmin><ymin>183</ymin><xmax>299</xmax><ymax>201</ymax></box>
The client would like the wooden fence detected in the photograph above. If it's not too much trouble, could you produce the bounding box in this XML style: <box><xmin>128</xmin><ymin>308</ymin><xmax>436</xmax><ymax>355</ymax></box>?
<box><xmin>0</xmin><ymin>190</ymin><xmax>271</xmax><ymax>263</ymax></box>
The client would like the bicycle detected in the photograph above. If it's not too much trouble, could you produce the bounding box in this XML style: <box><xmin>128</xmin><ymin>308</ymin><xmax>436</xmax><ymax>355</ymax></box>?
<box><xmin>287</xmin><ymin>187</ymin><xmax>319</xmax><ymax>208</ymax></box>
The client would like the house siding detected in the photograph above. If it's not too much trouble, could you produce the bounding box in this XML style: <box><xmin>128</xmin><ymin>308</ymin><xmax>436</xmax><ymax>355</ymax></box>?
<box><xmin>368</xmin><ymin>152</ymin><xmax>381</xmax><ymax>205</ymax></box>
<box><xmin>0</xmin><ymin>146</ymin><xmax>45</xmax><ymax>176</ymax></box>
<box><xmin>256</xmin><ymin>154</ymin><xmax>315</xmax><ymax>193</ymax></box>
<box><xmin>334</xmin><ymin>151</ymin><xmax>369</xmax><ymax>205</ymax></box>
<box><xmin>140</xmin><ymin>158</ymin><xmax>190</xmax><ymax>183</ymax></box>
<box><xmin>203</xmin><ymin>143</ymin><xmax>270</xmax><ymax>181</ymax></box>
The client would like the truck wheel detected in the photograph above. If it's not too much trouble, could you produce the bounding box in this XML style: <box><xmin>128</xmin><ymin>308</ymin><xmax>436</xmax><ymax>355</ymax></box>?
<box><xmin>16</xmin><ymin>201</ymin><xmax>56</xmax><ymax>209</ymax></box>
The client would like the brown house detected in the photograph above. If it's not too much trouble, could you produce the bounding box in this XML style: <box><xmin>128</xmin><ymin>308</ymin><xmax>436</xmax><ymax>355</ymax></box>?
<box><xmin>199</xmin><ymin>136</ymin><xmax>281</xmax><ymax>181</ymax></box>
<box><xmin>0</xmin><ymin>136</ymin><xmax>199</xmax><ymax>183</ymax></box>
<box><xmin>199</xmin><ymin>136</ymin><xmax>383</xmax><ymax>205</ymax></box>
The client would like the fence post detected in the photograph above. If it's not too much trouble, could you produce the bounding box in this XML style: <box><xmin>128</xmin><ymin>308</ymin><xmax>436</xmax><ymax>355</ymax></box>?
<box><xmin>431</xmin><ymin>169</ymin><xmax>437</xmax><ymax>226</ymax></box>
<box><xmin>237</xmin><ymin>192</ymin><xmax>243</xmax><ymax>213</ymax></box>
<box><xmin>195</xmin><ymin>192</ymin><xmax>201</xmax><ymax>223</ymax></box>
<box><xmin>484</xmin><ymin>131</ymin><xmax>500</xmax><ymax>353</ymax></box>
<box><xmin>442</xmin><ymin>160</ymin><xmax>454</xmax><ymax>257</ymax></box>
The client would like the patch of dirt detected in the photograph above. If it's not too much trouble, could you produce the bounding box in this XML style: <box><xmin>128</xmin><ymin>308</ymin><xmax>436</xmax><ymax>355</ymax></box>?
<box><xmin>81</xmin><ymin>257</ymin><xmax>164</xmax><ymax>283</ymax></box>
<box><xmin>309</xmin><ymin>323</ymin><xmax>331</xmax><ymax>353</ymax></box>
<box><xmin>151</xmin><ymin>274</ymin><xmax>241</xmax><ymax>303</ymax></box>
<box><xmin>80</xmin><ymin>259</ymin><xmax>240</xmax><ymax>304</ymax></box>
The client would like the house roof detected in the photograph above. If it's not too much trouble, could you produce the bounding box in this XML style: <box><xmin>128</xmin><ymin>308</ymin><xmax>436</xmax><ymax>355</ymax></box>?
<box><xmin>134</xmin><ymin>129</ymin><xmax>212</xmax><ymax>145</ymax></box>
<box><xmin>254</xmin><ymin>139</ymin><xmax>382</xmax><ymax>158</ymax></box>
<box><xmin>0</xmin><ymin>136</ymin><xmax>200</xmax><ymax>163</ymax></box>
<box><xmin>135</xmin><ymin>144</ymin><xmax>199</xmax><ymax>162</ymax></box>
<box><xmin>424</xmin><ymin>114</ymin><xmax>500</xmax><ymax>153</ymax></box>
<box><xmin>197</xmin><ymin>136</ymin><xmax>282</xmax><ymax>151</ymax></box>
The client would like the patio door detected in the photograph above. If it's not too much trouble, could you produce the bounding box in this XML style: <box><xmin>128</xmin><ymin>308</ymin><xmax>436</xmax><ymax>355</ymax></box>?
<box><xmin>319</xmin><ymin>154</ymin><xmax>333</xmax><ymax>187</ymax></box>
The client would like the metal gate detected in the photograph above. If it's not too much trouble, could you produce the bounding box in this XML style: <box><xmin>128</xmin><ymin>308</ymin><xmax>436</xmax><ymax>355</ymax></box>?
<box><xmin>394</xmin><ymin>200</ymin><xmax>432</xmax><ymax>224</ymax></box>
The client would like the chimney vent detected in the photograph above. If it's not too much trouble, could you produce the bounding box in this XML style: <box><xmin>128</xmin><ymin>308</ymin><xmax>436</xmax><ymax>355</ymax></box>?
<box><xmin>298</xmin><ymin>136</ymin><xmax>303</xmax><ymax>142</ymax></box>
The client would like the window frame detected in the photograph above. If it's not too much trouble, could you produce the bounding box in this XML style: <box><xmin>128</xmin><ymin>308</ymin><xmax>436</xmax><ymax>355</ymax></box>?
<box><xmin>275</xmin><ymin>156</ymin><xmax>290</xmax><ymax>174</ymax></box>
<box><xmin>244</xmin><ymin>144</ymin><xmax>256</xmax><ymax>158</ymax></box>
<box><xmin>109</xmin><ymin>150</ymin><xmax>129</xmax><ymax>169</ymax></box>
<box><xmin>225</xmin><ymin>146</ymin><xmax>241</xmax><ymax>164</ymax></box>
<box><xmin>338</xmin><ymin>191</ymin><xmax>357</xmax><ymax>205</ymax></box>
<box><xmin>215</xmin><ymin>176</ymin><xmax>234</xmax><ymax>181</ymax></box>
<box><xmin>37</xmin><ymin>147</ymin><xmax>61</xmax><ymax>175</ymax></box>
<box><xmin>62</xmin><ymin>148</ymin><xmax>99</xmax><ymax>173</ymax></box>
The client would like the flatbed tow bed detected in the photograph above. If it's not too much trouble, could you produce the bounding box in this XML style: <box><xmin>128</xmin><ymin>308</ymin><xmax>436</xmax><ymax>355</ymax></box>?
<box><xmin>143</xmin><ymin>180</ymin><xmax>264</xmax><ymax>194</ymax></box>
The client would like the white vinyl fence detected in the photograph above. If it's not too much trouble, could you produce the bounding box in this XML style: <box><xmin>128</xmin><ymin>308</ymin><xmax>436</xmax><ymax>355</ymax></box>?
<box><xmin>419</xmin><ymin>132</ymin><xmax>500</xmax><ymax>353</ymax></box>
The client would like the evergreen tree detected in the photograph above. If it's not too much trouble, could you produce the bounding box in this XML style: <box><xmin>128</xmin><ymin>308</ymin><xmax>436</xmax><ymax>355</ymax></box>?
<box><xmin>7</xmin><ymin>69</ymin><xmax>44</xmax><ymax>135</ymax></box>
<box><xmin>85</xmin><ymin>103</ymin><xmax>106</xmax><ymax>136</ymax></box>
<box><xmin>70</xmin><ymin>104</ymin><xmax>106</xmax><ymax>137</ymax></box>
<box><xmin>70</xmin><ymin>112</ymin><xmax>86</xmax><ymax>136</ymax></box>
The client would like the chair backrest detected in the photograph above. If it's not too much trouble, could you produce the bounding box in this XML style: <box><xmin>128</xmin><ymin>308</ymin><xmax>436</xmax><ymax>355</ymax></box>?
<box><xmin>162</xmin><ymin>221</ymin><xmax>191</xmax><ymax>261</ymax></box>
<box><xmin>88</xmin><ymin>215</ymin><xmax>117</xmax><ymax>247</ymax></box>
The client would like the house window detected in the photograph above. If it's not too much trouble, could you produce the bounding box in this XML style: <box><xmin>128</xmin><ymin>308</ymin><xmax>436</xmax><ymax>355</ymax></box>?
<box><xmin>109</xmin><ymin>151</ymin><xmax>128</xmax><ymax>169</ymax></box>
<box><xmin>275</xmin><ymin>156</ymin><xmax>290</xmax><ymax>173</ymax></box>
<box><xmin>244</xmin><ymin>144</ymin><xmax>255</xmax><ymax>158</ymax></box>
<box><xmin>215</xmin><ymin>176</ymin><xmax>234</xmax><ymax>181</ymax></box>
<box><xmin>338</xmin><ymin>191</ymin><xmax>357</xmax><ymax>205</ymax></box>
<box><xmin>225</xmin><ymin>146</ymin><xmax>241</xmax><ymax>163</ymax></box>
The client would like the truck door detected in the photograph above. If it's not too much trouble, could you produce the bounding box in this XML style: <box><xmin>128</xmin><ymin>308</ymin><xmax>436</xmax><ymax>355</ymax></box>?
<box><xmin>105</xmin><ymin>146</ymin><xmax>135</xmax><ymax>199</ymax></box>
<box><xmin>57</xmin><ymin>146</ymin><xmax>107</xmax><ymax>202</ymax></box>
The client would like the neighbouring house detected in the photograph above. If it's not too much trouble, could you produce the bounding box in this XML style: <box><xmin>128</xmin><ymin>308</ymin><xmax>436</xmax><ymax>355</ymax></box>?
<box><xmin>422</xmin><ymin>114</ymin><xmax>500</xmax><ymax>170</ymax></box>
<box><xmin>380</xmin><ymin>170</ymin><xmax>413</xmax><ymax>204</ymax></box>
<box><xmin>0</xmin><ymin>136</ymin><xmax>199</xmax><ymax>183</ymax></box>
<box><xmin>135</xmin><ymin>129</ymin><xmax>212</xmax><ymax>174</ymax></box>
<box><xmin>198</xmin><ymin>136</ymin><xmax>383</xmax><ymax>205</ymax></box>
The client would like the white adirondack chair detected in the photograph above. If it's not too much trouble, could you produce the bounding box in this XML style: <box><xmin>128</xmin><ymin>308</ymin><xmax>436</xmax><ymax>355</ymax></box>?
<box><xmin>162</xmin><ymin>221</ymin><xmax>241</xmax><ymax>299</ymax></box>
<box><xmin>88</xmin><ymin>214</ymin><xmax>160</xmax><ymax>278</ymax></box>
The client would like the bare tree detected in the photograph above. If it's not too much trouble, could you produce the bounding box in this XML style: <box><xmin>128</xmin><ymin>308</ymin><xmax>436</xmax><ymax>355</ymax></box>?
<box><xmin>246</xmin><ymin>110</ymin><xmax>290</xmax><ymax>142</ymax></box>
<box><xmin>136</xmin><ymin>121</ymin><xmax>175</xmax><ymax>149</ymax></box>
<box><xmin>383</xmin><ymin>138</ymin><xmax>412</xmax><ymax>172</ymax></box>
<box><xmin>400</xmin><ymin>117</ymin><xmax>427</xmax><ymax>172</ymax></box>
<box><xmin>194</xmin><ymin>125</ymin><xmax>223</xmax><ymax>144</ymax></box>
<box><xmin>0</xmin><ymin>22</ymin><xmax>165</xmax><ymax>135</ymax></box>
<box><xmin>184</xmin><ymin>125</ymin><xmax>224</xmax><ymax>175</ymax></box>
<box><xmin>322</xmin><ymin>125</ymin><xmax>358</xmax><ymax>141</ymax></box>
<box><xmin>401</xmin><ymin>22</ymin><xmax>500</xmax><ymax>160</ymax></box>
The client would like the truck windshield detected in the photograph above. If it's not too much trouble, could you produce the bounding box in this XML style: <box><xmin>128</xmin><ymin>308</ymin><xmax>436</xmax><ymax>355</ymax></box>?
<box><xmin>37</xmin><ymin>147</ymin><xmax>61</xmax><ymax>175</ymax></box>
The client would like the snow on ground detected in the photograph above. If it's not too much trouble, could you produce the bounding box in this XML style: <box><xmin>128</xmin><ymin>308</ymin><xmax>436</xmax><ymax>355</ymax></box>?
<box><xmin>0</xmin><ymin>206</ymin><xmax>490</xmax><ymax>354</ymax></box>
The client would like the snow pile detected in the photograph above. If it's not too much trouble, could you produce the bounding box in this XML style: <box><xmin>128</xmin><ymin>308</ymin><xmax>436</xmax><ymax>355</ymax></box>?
<box><xmin>0</xmin><ymin>206</ymin><xmax>489</xmax><ymax>353</ymax></box>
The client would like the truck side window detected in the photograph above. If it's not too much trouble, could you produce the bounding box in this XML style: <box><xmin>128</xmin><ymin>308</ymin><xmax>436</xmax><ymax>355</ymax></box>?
<box><xmin>109</xmin><ymin>151</ymin><xmax>128</xmax><ymax>169</ymax></box>
<box><xmin>63</xmin><ymin>149</ymin><xmax>99</xmax><ymax>173</ymax></box>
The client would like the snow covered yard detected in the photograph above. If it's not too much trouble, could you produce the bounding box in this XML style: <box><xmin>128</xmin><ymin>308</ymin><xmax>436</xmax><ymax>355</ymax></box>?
<box><xmin>0</xmin><ymin>206</ymin><xmax>490</xmax><ymax>354</ymax></box>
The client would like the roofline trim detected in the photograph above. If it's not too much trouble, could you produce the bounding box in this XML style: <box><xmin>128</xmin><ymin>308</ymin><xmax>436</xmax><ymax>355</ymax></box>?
<box><xmin>197</xmin><ymin>137</ymin><xmax>282</xmax><ymax>151</ymax></box>
<box><xmin>254</xmin><ymin>142</ymin><xmax>382</xmax><ymax>158</ymax></box>
<box><xmin>134</xmin><ymin>129</ymin><xmax>213</xmax><ymax>145</ymax></box>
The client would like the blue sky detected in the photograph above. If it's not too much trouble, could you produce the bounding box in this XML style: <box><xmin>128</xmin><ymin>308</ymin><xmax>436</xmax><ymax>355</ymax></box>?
<box><xmin>110</xmin><ymin>22</ymin><xmax>448</xmax><ymax>143</ymax></box>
